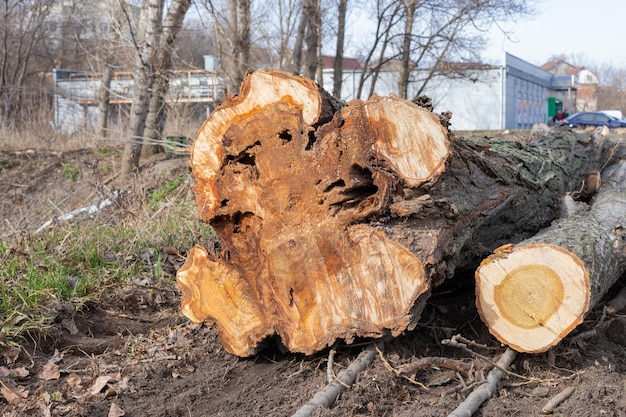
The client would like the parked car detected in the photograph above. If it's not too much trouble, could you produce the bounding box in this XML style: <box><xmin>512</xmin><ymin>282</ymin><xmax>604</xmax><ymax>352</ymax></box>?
<box><xmin>561</xmin><ymin>112</ymin><xmax>626</xmax><ymax>128</ymax></box>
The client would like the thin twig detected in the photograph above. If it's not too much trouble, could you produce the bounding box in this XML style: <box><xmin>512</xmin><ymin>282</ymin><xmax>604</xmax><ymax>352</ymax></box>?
<box><xmin>447</xmin><ymin>347</ymin><xmax>517</xmax><ymax>417</ymax></box>
<box><xmin>569</xmin><ymin>306</ymin><xmax>608</xmax><ymax>345</ymax></box>
<box><xmin>541</xmin><ymin>386</ymin><xmax>575</xmax><ymax>414</ymax></box>
<box><xmin>327</xmin><ymin>342</ymin><xmax>338</xmax><ymax>383</ymax></box>
<box><xmin>443</xmin><ymin>334</ymin><xmax>582</xmax><ymax>387</ymax></box>
<box><xmin>290</xmin><ymin>339</ymin><xmax>384</xmax><ymax>417</ymax></box>
<box><xmin>397</xmin><ymin>357</ymin><xmax>472</xmax><ymax>377</ymax></box>
<box><xmin>140</xmin><ymin>354</ymin><xmax>178</xmax><ymax>363</ymax></box>
<box><xmin>374</xmin><ymin>343</ymin><xmax>429</xmax><ymax>390</ymax></box>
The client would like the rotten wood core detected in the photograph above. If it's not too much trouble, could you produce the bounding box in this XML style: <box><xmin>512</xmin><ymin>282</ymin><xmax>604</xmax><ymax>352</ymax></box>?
<box><xmin>177</xmin><ymin>69</ymin><xmax>611</xmax><ymax>357</ymax></box>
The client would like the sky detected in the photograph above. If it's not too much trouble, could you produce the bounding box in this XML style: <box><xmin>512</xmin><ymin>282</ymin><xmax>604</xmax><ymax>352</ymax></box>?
<box><xmin>483</xmin><ymin>0</ymin><xmax>626</xmax><ymax>68</ymax></box>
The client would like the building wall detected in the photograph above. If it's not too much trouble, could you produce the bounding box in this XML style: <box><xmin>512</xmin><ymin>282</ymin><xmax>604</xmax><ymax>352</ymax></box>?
<box><xmin>323</xmin><ymin>69</ymin><xmax>504</xmax><ymax>130</ymax></box>
<box><xmin>503</xmin><ymin>54</ymin><xmax>552</xmax><ymax>129</ymax></box>
<box><xmin>506</xmin><ymin>76</ymin><xmax>549</xmax><ymax>129</ymax></box>
<box><xmin>324</xmin><ymin>53</ymin><xmax>559</xmax><ymax>131</ymax></box>
<box><xmin>420</xmin><ymin>69</ymin><xmax>503</xmax><ymax>131</ymax></box>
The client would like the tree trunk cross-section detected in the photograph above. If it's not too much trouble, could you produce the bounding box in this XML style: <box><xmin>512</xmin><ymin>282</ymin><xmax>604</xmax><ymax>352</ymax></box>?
<box><xmin>178</xmin><ymin>70</ymin><xmax>451</xmax><ymax>356</ymax></box>
<box><xmin>177</xmin><ymin>69</ymin><xmax>607</xmax><ymax>356</ymax></box>
<box><xmin>476</xmin><ymin>161</ymin><xmax>626</xmax><ymax>353</ymax></box>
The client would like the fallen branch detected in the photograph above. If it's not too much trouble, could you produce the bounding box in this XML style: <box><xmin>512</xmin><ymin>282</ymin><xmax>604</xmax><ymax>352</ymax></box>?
<box><xmin>446</xmin><ymin>347</ymin><xmax>517</xmax><ymax>417</ymax></box>
<box><xmin>290</xmin><ymin>340</ymin><xmax>384</xmax><ymax>417</ymax></box>
<box><xmin>568</xmin><ymin>306</ymin><xmax>608</xmax><ymax>345</ymax></box>
<box><xmin>541</xmin><ymin>386</ymin><xmax>575</xmax><ymax>414</ymax></box>
<box><xmin>397</xmin><ymin>357</ymin><xmax>472</xmax><ymax>377</ymax></box>
<box><xmin>327</xmin><ymin>342</ymin><xmax>338</xmax><ymax>383</ymax></box>
<box><xmin>36</xmin><ymin>191</ymin><xmax>121</xmax><ymax>233</ymax></box>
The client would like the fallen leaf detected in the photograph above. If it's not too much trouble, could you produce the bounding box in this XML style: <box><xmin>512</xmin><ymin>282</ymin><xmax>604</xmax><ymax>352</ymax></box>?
<box><xmin>89</xmin><ymin>375</ymin><xmax>111</xmax><ymax>395</ymax></box>
<box><xmin>0</xmin><ymin>366</ymin><xmax>29</xmax><ymax>378</ymax></box>
<box><xmin>11</xmin><ymin>367</ymin><xmax>30</xmax><ymax>378</ymax></box>
<box><xmin>61</xmin><ymin>318</ymin><xmax>79</xmax><ymax>335</ymax></box>
<box><xmin>0</xmin><ymin>343</ymin><xmax>20</xmax><ymax>365</ymax></box>
<box><xmin>65</xmin><ymin>373</ymin><xmax>82</xmax><ymax>387</ymax></box>
<box><xmin>38</xmin><ymin>361</ymin><xmax>60</xmax><ymax>380</ymax></box>
<box><xmin>162</xmin><ymin>246</ymin><xmax>180</xmax><ymax>256</ymax></box>
<box><xmin>116</xmin><ymin>376</ymin><xmax>130</xmax><ymax>391</ymax></box>
<box><xmin>108</xmin><ymin>402</ymin><xmax>125</xmax><ymax>417</ymax></box>
<box><xmin>49</xmin><ymin>349</ymin><xmax>63</xmax><ymax>364</ymax></box>
<box><xmin>38</xmin><ymin>401</ymin><xmax>52</xmax><ymax>417</ymax></box>
<box><xmin>0</xmin><ymin>383</ymin><xmax>29</xmax><ymax>405</ymax></box>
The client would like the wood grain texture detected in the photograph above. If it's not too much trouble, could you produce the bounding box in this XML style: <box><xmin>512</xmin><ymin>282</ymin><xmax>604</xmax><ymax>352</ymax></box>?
<box><xmin>178</xmin><ymin>70</ymin><xmax>448</xmax><ymax>356</ymax></box>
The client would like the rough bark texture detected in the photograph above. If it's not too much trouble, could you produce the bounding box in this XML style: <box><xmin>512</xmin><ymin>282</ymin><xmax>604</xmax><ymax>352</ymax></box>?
<box><xmin>475</xmin><ymin>161</ymin><xmax>626</xmax><ymax>353</ymax></box>
<box><xmin>121</xmin><ymin>0</ymin><xmax>164</xmax><ymax>176</ymax></box>
<box><xmin>177</xmin><ymin>69</ymin><xmax>609</xmax><ymax>357</ymax></box>
<box><xmin>97</xmin><ymin>67</ymin><xmax>111</xmax><ymax>139</ymax></box>
<box><xmin>142</xmin><ymin>0</ymin><xmax>192</xmax><ymax>158</ymax></box>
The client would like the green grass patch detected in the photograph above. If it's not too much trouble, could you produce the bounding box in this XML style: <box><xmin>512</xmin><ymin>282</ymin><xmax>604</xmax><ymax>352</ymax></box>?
<box><xmin>61</xmin><ymin>163</ymin><xmax>79</xmax><ymax>181</ymax></box>
<box><xmin>0</xmin><ymin>176</ymin><xmax>215</xmax><ymax>339</ymax></box>
<box><xmin>148</xmin><ymin>174</ymin><xmax>189</xmax><ymax>210</ymax></box>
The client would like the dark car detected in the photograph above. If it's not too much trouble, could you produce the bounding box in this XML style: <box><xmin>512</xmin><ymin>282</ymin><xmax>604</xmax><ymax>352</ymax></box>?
<box><xmin>562</xmin><ymin>112</ymin><xmax>626</xmax><ymax>128</ymax></box>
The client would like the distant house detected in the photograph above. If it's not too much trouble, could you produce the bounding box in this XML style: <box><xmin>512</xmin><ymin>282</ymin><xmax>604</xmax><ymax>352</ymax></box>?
<box><xmin>541</xmin><ymin>59</ymin><xmax>599</xmax><ymax>112</ymax></box>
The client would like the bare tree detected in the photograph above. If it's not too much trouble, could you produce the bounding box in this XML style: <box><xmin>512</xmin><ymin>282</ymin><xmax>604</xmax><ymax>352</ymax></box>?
<box><xmin>119</xmin><ymin>0</ymin><xmax>193</xmax><ymax>175</ymax></box>
<box><xmin>201</xmin><ymin>0</ymin><xmax>252</xmax><ymax>94</ymax></box>
<box><xmin>332</xmin><ymin>0</ymin><xmax>348</xmax><ymax>98</ymax></box>
<box><xmin>291</xmin><ymin>0</ymin><xmax>307</xmax><ymax>73</ymax></box>
<box><xmin>303</xmin><ymin>0</ymin><xmax>321</xmax><ymax>81</ymax></box>
<box><xmin>397</xmin><ymin>0</ymin><xmax>416</xmax><ymax>99</ymax></box>
<box><xmin>591</xmin><ymin>63</ymin><xmax>626</xmax><ymax>115</ymax></box>
<box><xmin>143</xmin><ymin>0</ymin><xmax>192</xmax><ymax>157</ymax></box>
<box><xmin>97</xmin><ymin>67</ymin><xmax>112</xmax><ymax>138</ymax></box>
<box><xmin>354</xmin><ymin>0</ymin><xmax>534</xmax><ymax>100</ymax></box>
<box><xmin>274</xmin><ymin>0</ymin><xmax>302</xmax><ymax>69</ymax></box>
<box><xmin>121</xmin><ymin>0</ymin><xmax>164</xmax><ymax>176</ymax></box>
<box><xmin>287</xmin><ymin>0</ymin><xmax>321</xmax><ymax>81</ymax></box>
<box><xmin>355</xmin><ymin>1</ymin><xmax>402</xmax><ymax>99</ymax></box>
<box><xmin>0</xmin><ymin>0</ymin><xmax>53</xmax><ymax>127</ymax></box>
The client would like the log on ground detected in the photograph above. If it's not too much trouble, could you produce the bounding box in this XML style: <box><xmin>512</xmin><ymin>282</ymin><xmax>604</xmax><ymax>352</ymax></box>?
<box><xmin>475</xmin><ymin>161</ymin><xmax>626</xmax><ymax>353</ymax></box>
<box><xmin>177</xmin><ymin>69</ymin><xmax>610</xmax><ymax>356</ymax></box>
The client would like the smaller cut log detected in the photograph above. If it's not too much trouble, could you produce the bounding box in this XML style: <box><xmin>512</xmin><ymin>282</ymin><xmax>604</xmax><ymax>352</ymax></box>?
<box><xmin>475</xmin><ymin>161</ymin><xmax>626</xmax><ymax>353</ymax></box>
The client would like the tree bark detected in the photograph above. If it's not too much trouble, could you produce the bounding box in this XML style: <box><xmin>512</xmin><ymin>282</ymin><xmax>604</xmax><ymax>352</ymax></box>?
<box><xmin>304</xmin><ymin>0</ymin><xmax>321</xmax><ymax>81</ymax></box>
<box><xmin>475</xmin><ymin>161</ymin><xmax>626</xmax><ymax>353</ymax></box>
<box><xmin>142</xmin><ymin>0</ymin><xmax>192</xmax><ymax>157</ymax></box>
<box><xmin>332</xmin><ymin>0</ymin><xmax>348</xmax><ymax>99</ymax></box>
<box><xmin>121</xmin><ymin>0</ymin><xmax>164</xmax><ymax>176</ymax></box>
<box><xmin>97</xmin><ymin>67</ymin><xmax>111</xmax><ymax>139</ymax></box>
<box><xmin>398</xmin><ymin>0</ymin><xmax>416</xmax><ymax>99</ymax></box>
<box><xmin>177</xmin><ymin>69</ymin><xmax>609</xmax><ymax>357</ymax></box>
<box><xmin>291</xmin><ymin>1</ymin><xmax>308</xmax><ymax>74</ymax></box>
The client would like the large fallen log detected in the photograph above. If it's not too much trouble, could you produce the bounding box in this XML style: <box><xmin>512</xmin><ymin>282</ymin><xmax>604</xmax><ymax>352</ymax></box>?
<box><xmin>176</xmin><ymin>69</ymin><xmax>609</xmax><ymax>356</ymax></box>
<box><xmin>475</xmin><ymin>160</ymin><xmax>626</xmax><ymax>353</ymax></box>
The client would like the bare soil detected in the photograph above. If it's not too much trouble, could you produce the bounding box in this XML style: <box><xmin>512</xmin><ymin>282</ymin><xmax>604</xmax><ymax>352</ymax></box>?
<box><xmin>1</xmin><ymin>141</ymin><xmax>625</xmax><ymax>417</ymax></box>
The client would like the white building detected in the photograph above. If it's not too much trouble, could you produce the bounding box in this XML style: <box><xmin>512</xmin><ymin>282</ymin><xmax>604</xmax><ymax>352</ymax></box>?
<box><xmin>323</xmin><ymin>53</ymin><xmax>578</xmax><ymax>131</ymax></box>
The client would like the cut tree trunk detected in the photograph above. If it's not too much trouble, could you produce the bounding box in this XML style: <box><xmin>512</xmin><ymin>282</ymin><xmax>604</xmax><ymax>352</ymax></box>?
<box><xmin>177</xmin><ymin>69</ymin><xmax>610</xmax><ymax>357</ymax></box>
<box><xmin>475</xmin><ymin>161</ymin><xmax>626</xmax><ymax>353</ymax></box>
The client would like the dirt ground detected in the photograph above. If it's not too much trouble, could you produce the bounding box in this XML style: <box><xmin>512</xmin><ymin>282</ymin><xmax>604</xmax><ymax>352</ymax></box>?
<box><xmin>1</xmin><ymin>139</ymin><xmax>625</xmax><ymax>417</ymax></box>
